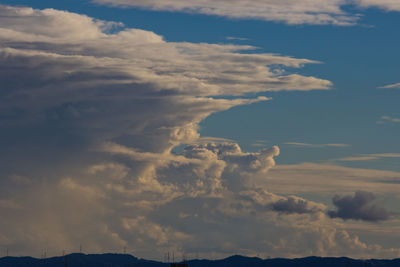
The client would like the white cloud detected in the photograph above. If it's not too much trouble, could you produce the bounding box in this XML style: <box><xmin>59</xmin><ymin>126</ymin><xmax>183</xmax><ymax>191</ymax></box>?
<box><xmin>92</xmin><ymin>0</ymin><xmax>400</xmax><ymax>25</ymax></box>
<box><xmin>355</xmin><ymin>0</ymin><xmax>400</xmax><ymax>11</ymax></box>
<box><xmin>378</xmin><ymin>83</ymin><xmax>400</xmax><ymax>89</ymax></box>
<box><xmin>0</xmin><ymin>5</ymin><xmax>121</xmax><ymax>41</ymax></box>
<box><xmin>92</xmin><ymin>0</ymin><xmax>357</xmax><ymax>25</ymax></box>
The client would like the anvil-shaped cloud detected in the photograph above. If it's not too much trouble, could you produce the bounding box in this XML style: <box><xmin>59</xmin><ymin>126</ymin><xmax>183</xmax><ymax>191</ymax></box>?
<box><xmin>0</xmin><ymin>4</ymin><xmax>398</xmax><ymax>259</ymax></box>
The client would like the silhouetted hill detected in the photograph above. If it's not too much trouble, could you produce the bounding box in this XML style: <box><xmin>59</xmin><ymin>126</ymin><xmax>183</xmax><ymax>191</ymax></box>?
<box><xmin>1</xmin><ymin>253</ymin><xmax>400</xmax><ymax>267</ymax></box>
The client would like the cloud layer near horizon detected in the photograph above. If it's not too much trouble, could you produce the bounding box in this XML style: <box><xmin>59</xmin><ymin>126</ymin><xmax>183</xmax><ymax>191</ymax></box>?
<box><xmin>0</xmin><ymin>4</ymin><xmax>399</xmax><ymax>260</ymax></box>
<box><xmin>92</xmin><ymin>0</ymin><xmax>400</xmax><ymax>25</ymax></box>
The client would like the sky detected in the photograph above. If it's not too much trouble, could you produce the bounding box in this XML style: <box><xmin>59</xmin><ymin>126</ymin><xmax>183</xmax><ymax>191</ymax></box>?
<box><xmin>0</xmin><ymin>0</ymin><xmax>400</xmax><ymax>260</ymax></box>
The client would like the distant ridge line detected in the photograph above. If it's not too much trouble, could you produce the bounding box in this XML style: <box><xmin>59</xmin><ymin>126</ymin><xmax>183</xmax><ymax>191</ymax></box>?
<box><xmin>1</xmin><ymin>253</ymin><xmax>400</xmax><ymax>267</ymax></box>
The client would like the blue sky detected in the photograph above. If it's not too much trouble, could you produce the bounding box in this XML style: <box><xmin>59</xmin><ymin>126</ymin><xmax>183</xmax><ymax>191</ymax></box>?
<box><xmin>0</xmin><ymin>0</ymin><xmax>400</xmax><ymax>260</ymax></box>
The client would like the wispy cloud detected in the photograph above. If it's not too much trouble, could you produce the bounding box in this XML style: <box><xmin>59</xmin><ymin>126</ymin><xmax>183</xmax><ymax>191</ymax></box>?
<box><xmin>93</xmin><ymin>0</ymin><xmax>400</xmax><ymax>26</ymax></box>
<box><xmin>336</xmin><ymin>156</ymin><xmax>380</xmax><ymax>161</ymax></box>
<box><xmin>251</xmin><ymin>140</ymin><xmax>270</xmax><ymax>147</ymax></box>
<box><xmin>195</xmin><ymin>136</ymin><xmax>235</xmax><ymax>144</ymax></box>
<box><xmin>92</xmin><ymin>0</ymin><xmax>356</xmax><ymax>25</ymax></box>
<box><xmin>265</xmin><ymin>163</ymin><xmax>400</xmax><ymax>195</ymax></box>
<box><xmin>377</xmin><ymin>115</ymin><xmax>400</xmax><ymax>124</ymax></box>
<box><xmin>336</xmin><ymin>153</ymin><xmax>400</xmax><ymax>162</ymax></box>
<box><xmin>226</xmin><ymin>36</ymin><xmax>249</xmax><ymax>41</ymax></box>
<box><xmin>284</xmin><ymin>142</ymin><xmax>350</xmax><ymax>148</ymax></box>
<box><xmin>378</xmin><ymin>83</ymin><xmax>400</xmax><ymax>89</ymax></box>
<box><xmin>251</xmin><ymin>143</ymin><xmax>268</xmax><ymax>147</ymax></box>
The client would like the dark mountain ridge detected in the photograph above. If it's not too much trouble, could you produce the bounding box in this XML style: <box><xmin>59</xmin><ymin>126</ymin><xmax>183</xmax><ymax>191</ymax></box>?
<box><xmin>1</xmin><ymin>253</ymin><xmax>400</xmax><ymax>267</ymax></box>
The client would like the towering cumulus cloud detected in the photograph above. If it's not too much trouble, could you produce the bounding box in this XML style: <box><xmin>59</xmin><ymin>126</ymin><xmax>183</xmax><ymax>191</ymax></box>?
<box><xmin>1</xmin><ymin>4</ymin><xmax>398</xmax><ymax>259</ymax></box>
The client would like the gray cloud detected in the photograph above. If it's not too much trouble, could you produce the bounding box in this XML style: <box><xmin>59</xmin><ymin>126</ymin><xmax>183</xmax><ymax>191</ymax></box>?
<box><xmin>271</xmin><ymin>196</ymin><xmax>326</xmax><ymax>214</ymax></box>
<box><xmin>328</xmin><ymin>191</ymin><xmax>392</xmax><ymax>222</ymax></box>
<box><xmin>92</xmin><ymin>0</ymin><xmax>400</xmax><ymax>25</ymax></box>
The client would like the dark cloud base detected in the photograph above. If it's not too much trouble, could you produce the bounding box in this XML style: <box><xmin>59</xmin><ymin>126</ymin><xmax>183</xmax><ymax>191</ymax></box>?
<box><xmin>328</xmin><ymin>191</ymin><xmax>392</xmax><ymax>222</ymax></box>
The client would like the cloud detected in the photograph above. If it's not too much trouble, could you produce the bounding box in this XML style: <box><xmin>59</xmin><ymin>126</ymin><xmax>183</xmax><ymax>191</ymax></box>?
<box><xmin>1</xmin><ymin>4</ymin><xmax>400</xmax><ymax>259</ymax></box>
<box><xmin>270</xmin><ymin>196</ymin><xmax>326</xmax><ymax>214</ymax></box>
<box><xmin>264</xmin><ymin>163</ymin><xmax>400</xmax><ymax>194</ymax></box>
<box><xmin>284</xmin><ymin>142</ymin><xmax>350</xmax><ymax>148</ymax></box>
<box><xmin>371</xmin><ymin>153</ymin><xmax>400</xmax><ymax>158</ymax></box>
<box><xmin>92</xmin><ymin>0</ymin><xmax>400</xmax><ymax>25</ymax></box>
<box><xmin>378</xmin><ymin>83</ymin><xmax>400</xmax><ymax>89</ymax></box>
<box><xmin>226</xmin><ymin>36</ymin><xmax>249</xmax><ymax>41</ymax></box>
<box><xmin>195</xmin><ymin>136</ymin><xmax>236</xmax><ymax>144</ymax></box>
<box><xmin>336</xmin><ymin>153</ymin><xmax>400</xmax><ymax>161</ymax></box>
<box><xmin>355</xmin><ymin>0</ymin><xmax>400</xmax><ymax>11</ymax></box>
<box><xmin>328</xmin><ymin>191</ymin><xmax>392</xmax><ymax>222</ymax></box>
<box><xmin>0</xmin><ymin>4</ymin><xmax>341</xmax><ymax>259</ymax></box>
<box><xmin>145</xmin><ymin>192</ymin><xmax>400</xmax><ymax>259</ymax></box>
<box><xmin>377</xmin><ymin>116</ymin><xmax>400</xmax><ymax>124</ymax></box>
<box><xmin>335</xmin><ymin>156</ymin><xmax>380</xmax><ymax>161</ymax></box>
<box><xmin>92</xmin><ymin>0</ymin><xmax>356</xmax><ymax>25</ymax></box>
<box><xmin>251</xmin><ymin>140</ymin><xmax>270</xmax><ymax>148</ymax></box>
